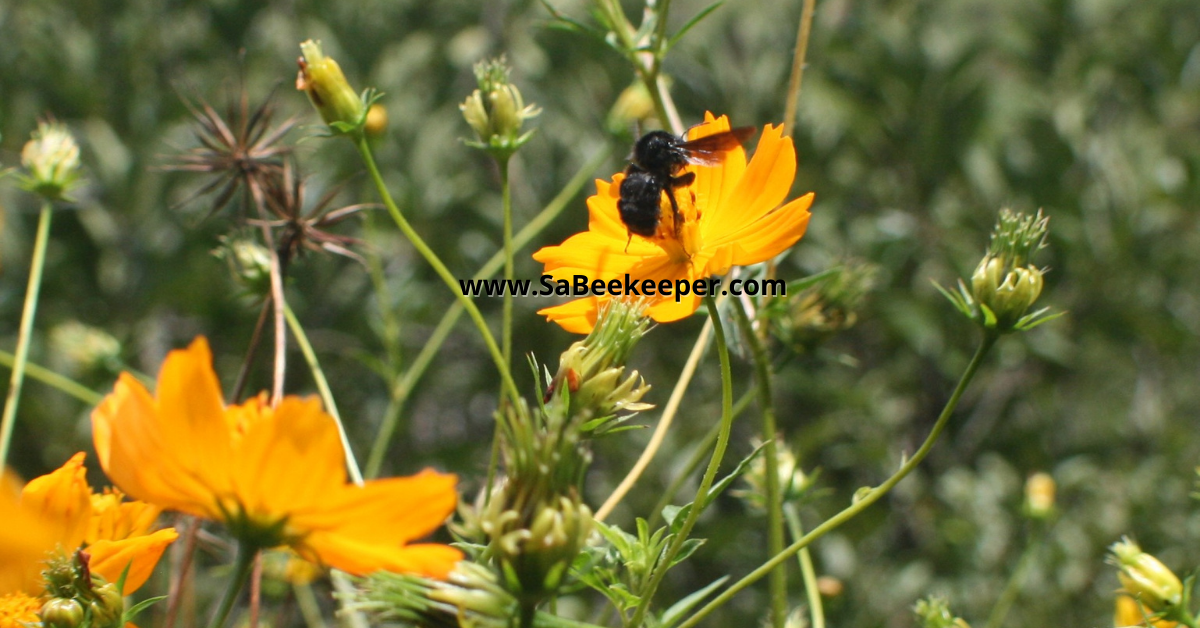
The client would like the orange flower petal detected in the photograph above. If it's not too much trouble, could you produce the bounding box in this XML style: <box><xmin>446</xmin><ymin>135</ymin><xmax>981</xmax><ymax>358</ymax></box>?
<box><xmin>19</xmin><ymin>452</ymin><xmax>91</xmax><ymax>549</ymax></box>
<box><xmin>721</xmin><ymin>193</ymin><xmax>814</xmax><ymax>268</ymax></box>
<box><xmin>229</xmin><ymin>396</ymin><xmax>346</xmax><ymax>521</ymax></box>
<box><xmin>301</xmin><ymin>532</ymin><xmax>463</xmax><ymax>579</ymax></box>
<box><xmin>298</xmin><ymin>470</ymin><xmax>458</xmax><ymax>546</ymax></box>
<box><xmin>538</xmin><ymin>298</ymin><xmax>604</xmax><ymax>334</ymax></box>
<box><xmin>88</xmin><ymin>527</ymin><xmax>178</xmax><ymax>594</ymax></box>
<box><xmin>0</xmin><ymin>475</ymin><xmax>55</xmax><ymax>595</ymax></box>
<box><xmin>702</xmin><ymin>123</ymin><xmax>796</xmax><ymax>245</ymax></box>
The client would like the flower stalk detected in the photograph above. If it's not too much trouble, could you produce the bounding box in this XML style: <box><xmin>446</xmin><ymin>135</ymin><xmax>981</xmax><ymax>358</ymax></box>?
<box><xmin>0</xmin><ymin>203</ymin><xmax>53</xmax><ymax>468</ymax></box>
<box><xmin>677</xmin><ymin>331</ymin><xmax>998</xmax><ymax>628</ymax></box>
<box><xmin>207</xmin><ymin>542</ymin><xmax>258</xmax><ymax>628</ymax></box>
<box><xmin>732</xmin><ymin>298</ymin><xmax>788</xmax><ymax>628</ymax></box>
<box><xmin>627</xmin><ymin>292</ymin><xmax>736</xmax><ymax>628</ymax></box>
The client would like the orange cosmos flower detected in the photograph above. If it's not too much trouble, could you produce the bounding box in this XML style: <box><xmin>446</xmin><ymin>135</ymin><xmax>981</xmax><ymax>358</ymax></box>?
<box><xmin>0</xmin><ymin>453</ymin><xmax>177</xmax><ymax>627</ymax></box>
<box><xmin>1115</xmin><ymin>594</ymin><xmax>1178</xmax><ymax>628</ymax></box>
<box><xmin>533</xmin><ymin>113</ymin><xmax>814</xmax><ymax>333</ymax></box>
<box><xmin>91</xmin><ymin>337</ymin><xmax>462</xmax><ymax>578</ymax></box>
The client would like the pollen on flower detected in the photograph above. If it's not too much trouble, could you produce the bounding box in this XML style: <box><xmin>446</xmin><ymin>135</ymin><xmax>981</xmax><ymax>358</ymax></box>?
<box><xmin>0</xmin><ymin>592</ymin><xmax>41</xmax><ymax>628</ymax></box>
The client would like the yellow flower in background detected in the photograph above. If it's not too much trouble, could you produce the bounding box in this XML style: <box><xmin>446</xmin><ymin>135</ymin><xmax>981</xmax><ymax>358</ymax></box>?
<box><xmin>91</xmin><ymin>337</ymin><xmax>463</xmax><ymax>579</ymax></box>
<box><xmin>534</xmin><ymin>113</ymin><xmax>814</xmax><ymax>333</ymax></box>
<box><xmin>1115</xmin><ymin>594</ymin><xmax>1177</xmax><ymax>628</ymax></box>
<box><xmin>0</xmin><ymin>454</ymin><xmax>176</xmax><ymax>627</ymax></box>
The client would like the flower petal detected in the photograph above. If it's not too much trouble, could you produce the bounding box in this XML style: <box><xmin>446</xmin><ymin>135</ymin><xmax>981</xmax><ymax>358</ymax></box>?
<box><xmin>294</xmin><ymin>470</ymin><xmax>458</xmax><ymax>546</ymax></box>
<box><xmin>702</xmin><ymin>123</ymin><xmax>797</xmax><ymax>246</ymax></box>
<box><xmin>720</xmin><ymin>193</ymin><xmax>814</xmax><ymax>268</ymax></box>
<box><xmin>19</xmin><ymin>452</ymin><xmax>91</xmax><ymax>549</ymax></box>
<box><xmin>88</xmin><ymin>527</ymin><xmax>178</xmax><ymax>594</ymax></box>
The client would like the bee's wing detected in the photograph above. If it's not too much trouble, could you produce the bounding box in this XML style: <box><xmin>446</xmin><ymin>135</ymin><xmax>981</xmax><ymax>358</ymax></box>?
<box><xmin>679</xmin><ymin>126</ymin><xmax>755</xmax><ymax>166</ymax></box>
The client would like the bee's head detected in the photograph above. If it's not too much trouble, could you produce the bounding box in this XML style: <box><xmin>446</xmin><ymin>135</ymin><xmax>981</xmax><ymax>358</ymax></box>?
<box><xmin>632</xmin><ymin>130</ymin><xmax>686</xmax><ymax>173</ymax></box>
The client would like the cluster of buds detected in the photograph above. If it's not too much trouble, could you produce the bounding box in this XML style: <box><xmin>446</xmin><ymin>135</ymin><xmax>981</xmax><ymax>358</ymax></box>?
<box><xmin>460</xmin><ymin>57</ymin><xmax>541</xmax><ymax>161</ymax></box>
<box><xmin>38</xmin><ymin>551</ymin><xmax>125</xmax><ymax>628</ymax></box>
<box><xmin>452</xmin><ymin>299</ymin><xmax>652</xmax><ymax>612</ymax></box>
<box><xmin>765</xmin><ymin>259</ymin><xmax>877</xmax><ymax>354</ymax></box>
<box><xmin>735</xmin><ymin>438</ymin><xmax>814</xmax><ymax>511</ymax></box>
<box><xmin>544</xmin><ymin>298</ymin><xmax>653</xmax><ymax>433</ymax></box>
<box><xmin>296</xmin><ymin>40</ymin><xmax>375</xmax><ymax>135</ymax></box>
<box><xmin>940</xmin><ymin>209</ymin><xmax>1059</xmax><ymax>334</ymax></box>
<box><xmin>20</xmin><ymin>121</ymin><xmax>82</xmax><ymax>202</ymax></box>
<box><xmin>1108</xmin><ymin>538</ymin><xmax>1185</xmax><ymax>616</ymax></box>
<box><xmin>355</xmin><ymin>562</ymin><xmax>519</xmax><ymax>628</ymax></box>
<box><xmin>912</xmin><ymin>596</ymin><xmax>971</xmax><ymax>628</ymax></box>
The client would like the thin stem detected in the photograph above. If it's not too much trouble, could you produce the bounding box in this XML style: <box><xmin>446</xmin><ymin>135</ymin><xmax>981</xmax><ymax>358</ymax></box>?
<box><xmin>0</xmin><ymin>204</ymin><xmax>52</xmax><ymax>468</ymax></box>
<box><xmin>163</xmin><ymin>516</ymin><xmax>200</xmax><ymax>628</ymax></box>
<box><xmin>628</xmin><ymin>293</ymin><xmax>736</xmax><ymax>628</ymax></box>
<box><xmin>283</xmin><ymin>303</ymin><xmax>363</xmax><ymax>485</ymax></box>
<box><xmin>0</xmin><ymin>350</ymin><xmax>102</xmax><ymax>406</ymax></box>
<box><xmin>678</xmin><ymin>333</ymin><xmax>998</xmax><ymax>628</ymax></box>
<box><xmin>782</xmin><ymin>0</ymin><xmax>818</xmax><ymax>136</ymax></box>
<box><xmin>732</xmin><ymin>299</ymin><xmax>787</xmax><ymax>628</ymax></box>
<box><xmin>784</xmin><ymin>504</ymin><xmax>825</xmax><ymax>628</ymax></box>
<box><xmin>292</xmin><ymin>581</ymin><xmax>328</xmax><ymax>628</ymax></box>
<box><xmin>982</xmin><ymin>526</ymin><xmax>1044</xmax><ymax>628</ymax></box>
<box><xmin>596</xmin><ymin>317</ymin><xmax>711</xmax><ymax>522</ymax></box>
<box><xmin>647</xmin><ymin>390</ymin><xmax>755</xmax><ymax>530</ymax></box>
<box><xmin>354</xmin><ymin>135</ymin><xmax>520</xmax><ymax>404</ymax></box>
<box><xmin>208</xmin><ymin>542</ymin><xmax>257</xmax><ymax>628</ymax></box>
<box><xmin>256</xmin><ymin>221</ymin><xmax>288</xmax><ymax>405</ymax></box>
<box><xmin>362</xmin><ymin>149</ymin><xmax>608</xmax><ymax>478</ymax></box>
<box><xmin>230</xmin><ymin>298</ymin><xmax>272</xmax><ymax>404</ymax></box>
<box><xmin>249</xmin><ymin>552</ymin><xmax>263</xmax><ymax>628</ymax></box>
<box><xmin>500</xmin><ymin>158</ymin><xmax>514</xmax><ymax>372</ymax></box>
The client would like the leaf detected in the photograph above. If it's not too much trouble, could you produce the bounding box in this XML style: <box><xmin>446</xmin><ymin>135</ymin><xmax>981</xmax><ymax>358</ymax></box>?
<box><xmin>668</xmin><ymin>538</ymin><xmax>706</xmax><ymax>568</ymax></box>
<box><xmin>701</xmin><ymin>440</ymin><xmax>770</xmax><ymax>509</ymax></box>
<box><xmin>667</xmin><ymin>1</ymin><xmax>725</xmax><ymax>50</ymax></box>
<box><xmin>659</xmin><ymin>576</ymin><xmax>730</xmax><ymax>628</ymax></box>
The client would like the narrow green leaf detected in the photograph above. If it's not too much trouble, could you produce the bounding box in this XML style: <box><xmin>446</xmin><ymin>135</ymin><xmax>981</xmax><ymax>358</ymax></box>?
<box><xmin>667</xmin><ymin>1</ymin><xmax>725</xmax><ymax>50</ymax></box>
<box><xmin>659</xmin><ymin>576</ymin><xmax>730</xmax><ymax>628</ymax></box>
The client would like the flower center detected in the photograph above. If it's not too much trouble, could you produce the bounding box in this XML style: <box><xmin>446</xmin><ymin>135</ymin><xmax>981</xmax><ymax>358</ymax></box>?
<box><xmin>651</xmin><ymin>185</ymin><xmax>703</xmax><ymax>264</ymax></box>
<box><xmin>0</xmin><ymin>593</ymin><xmax>41</xmax><ymax>628</ymax></box>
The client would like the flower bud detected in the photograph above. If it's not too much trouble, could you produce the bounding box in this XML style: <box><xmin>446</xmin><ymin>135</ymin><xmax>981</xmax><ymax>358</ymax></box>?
<box><xmin>459</xmin><ymin>57</ymin><xmax>540</xmax><ymax>159</ymax></box>
<box><xmin>49</xmin><ymin>322</ymin><xmax>121</xmax><ymax>374</ymax></box>
<box><xmin>736</xmin><ymin>438</ymin><xmax>813</xmax><ymax>510</ymax></box>
<box><xmin>20</xmin><ymin>121</ymin><xmax>82</xmax><ymax>201</ymax></box>
<box><xmin>88</xmin><ymin>582</ymin><xmax>124</xmax><ymax>628</ymax></box>
<box><xmin>913</xmin><ymin>596</ymin><xmax>971</xmax><ymax>628</ymax></box>
<box><xmin>297</xmin><ymin>40</ymin><xmax>365</xmax><ymax>130</ymax></box>
<box><xmin>40</xmin><ymin>598</ymin><xmax>85</xmax><ymax>628</ymax></box>
<box><xmin>1115</xmin><ymin>594</ymin><xmax>1178</xmax><ymax>628</ymax></box>
<box><xmin>213</xmin><ymin>236</ymin><xmax>273</xmax><ymax>297</ymax></box>
<box><xmin>1109</xmin><ymin>538</ymin><xmax>1183</xmax><ymax>612</ymax></box>
<box><xmin>1023</xmin><ymin>472</ymin><xmax>1056</xmax><ymax>520</ymax></box>
<box><xmin>607</xmin><ymin>81</ymin><xmax>657</xmax><ymax>134</ymax></box>
<box><xmin>767</xmin><ymin>259</ymin><xmax>876</xmax><ymax>354</ymax></box>
<box><xmin>365</xmin><ymin>103</ymin><xmax>388</xmax><ymax>138</ymax></box>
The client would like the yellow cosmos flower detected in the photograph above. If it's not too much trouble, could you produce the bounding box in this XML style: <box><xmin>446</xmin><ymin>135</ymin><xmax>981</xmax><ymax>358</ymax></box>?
<box><xmin>91</xmin><ymin>337</ymin><xmax>463</xmax><ymax>579</ymax></box>
<box><xmin>1115</xmin><ymin>594</ymin><xmax>1178</xmax><ymax>627</ymax></box>
<box><xmin>533</xmin><ymin>113</ymin><xmax>814</xmax><ymax>333</ymax></box>
<box><xmin>0</xmin><ymin>453</ymin><xmax>177</xmax><ymax>628</ymax></box>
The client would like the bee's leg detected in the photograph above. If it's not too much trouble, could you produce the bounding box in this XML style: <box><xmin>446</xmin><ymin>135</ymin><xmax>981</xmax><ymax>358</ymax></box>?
<box><xmin>625</xmin><ymin>232</ymin><xmax>633</xmax><ymax>252</ymax></box>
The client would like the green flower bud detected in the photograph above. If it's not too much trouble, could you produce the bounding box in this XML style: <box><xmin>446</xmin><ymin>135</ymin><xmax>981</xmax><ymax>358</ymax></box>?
<box><xmin>89</xmin><ymin>582</ymin><xmax>125</xmax><ymax>628</ymax></box>
<box><xmin>1023</xmin><ymin>472</ymin><xmax>1056</xmax><ymax>521</ymax></box>
<box><xmin>213</xmin><ymin>236</ymin><xmax>273</xmax><ymax>297</ymax></box>
<box><xmin>297</xmin><ymin>40</ymin><xmax>365</xmax><ymax>131</ymax></box>
<box><xmin>40</xmin><ymin>598</ymin><xmax>85</xmax><ymax>628</ymax></box>
<box><xmin>1109</xmin><ymin>537</ymin><xmax>1183</xmax><ymax>612</ymax></box>
<box><xmin>459</xmin><ymin>57</ymin><xmax>540</xmax><ymax>159</ymax></box>
<box><xmin>20</xmin><ymin>121</ymin><xmax>82</xmax><ymax>201</ymax></box>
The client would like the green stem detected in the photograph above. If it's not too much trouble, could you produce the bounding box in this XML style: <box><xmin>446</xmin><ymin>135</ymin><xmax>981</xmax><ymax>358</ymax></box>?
<box><xmin>782</xmin><ymin>0</ymin><xmax>817</xmax><ymax>136</ymax></box>
<box><xmin>982</xmin><ymin>529</ymin><xmax>1041</xmax><ymax>628</ymax></box>
<box><xmin>732</xmin><ymin>300</ymin><xmax>787</xmax><ymax>628</ymax></box>
<box><xmin>208</xmin><ymin>542</ymin><xmax>257</xmax><ymax>628</ymax></box>
<box><xmin>292</xmin><ymin>581</ymin><xmax>329</xmax><ymax>628</ymax></box>
<box><xmin>628</xmin><ymin>293</ymin><xmax>736</xmax><ymax>628</ymax></box>
<box><xmin>362</xmin><ymin>149</ymin><xmax>607</xmax><ymax>479</ymax></box>
<box><xmin>354</xmin><ymin>135</ymin><xmax>520</xmax><ymax>404</ymax></box>
<box><xmin>500</xmin><ymin>158</ymin><xmax>514</xmax><ymax>372</ymax></box>
<box><xmin>784</xmin><ymin>504</ymin><xmax>825</xmax><ymax>628</ymax></box>
<box><xmin>647</xmin><ymin>390</ymin><xmax>755</xmax><ymax>530</ymax></box>
<box><xmin>283</xmin><ymin>303</ymin><xmax>363</xmax><ymax>485</ymax></box>
<box><xmin>0</xmin><ymin>204</ymin><xmax>52</xmax><ymax>468</ymax></box>
<box><xmin>0</xmin><ymin>350</ymin><xmax>102</xmax><ymax>406</ymax></box>
<box><xmin>678</xmin><ymin>333</ymin><xmax>998</xmax><ymax>628</ymax></box>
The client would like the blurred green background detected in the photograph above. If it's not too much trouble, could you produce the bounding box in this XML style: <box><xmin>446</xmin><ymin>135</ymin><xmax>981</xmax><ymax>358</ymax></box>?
<box><xmin>2</xmin><ymin>0</ymin><xmax>1200</xmax><ymax>626</ymax></box>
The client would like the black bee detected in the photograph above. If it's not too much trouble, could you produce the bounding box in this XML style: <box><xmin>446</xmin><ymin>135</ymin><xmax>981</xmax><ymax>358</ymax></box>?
<box><xmin>617</xmin><ymin>127</ymin><xmax>755</xmax><ymax>239</ymax></box>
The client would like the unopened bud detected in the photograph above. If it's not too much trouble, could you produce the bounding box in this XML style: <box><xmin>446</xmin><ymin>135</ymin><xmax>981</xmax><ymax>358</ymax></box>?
<box><xmin>297</xmin><ymin>40</ymin><xmax>365</xmax><ymax>130</ymax></box>
<box><xmin>365</xmin><ymin>103</ymin><xmax>388</xmax><ymax>138</ymax></box>
<box><xmin>1023</xmin><ymin>472</ymin><xmax>1056</xmax><ymax>520</ymax></box>
<box><xmin>913</xmin><ymin>596</ymin><xmax>971</xmax><ymax>628</ymax></box>
<box><xmin>1109</xmin><ymin>538</ymin><xmax>1183</xmax><ymax>612</ymax></box>
<box><xmin>459</xmin><ymin>57</ymin><xmax>540</xmax><ymax>159</ymax></box>
<box><xmin>21</xmin><ymin>121</ymin><xmax>82</xmax><ymax>201</ymax></box>
<box><xmin>40</xmin><ymin>598</ymin><xmax>85</xmax><ymax>628</ymax></box>
<box><xmin>214</xmin><ymin>236</ymin><xmax>272</xmax><ymax>297</ymax></box>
